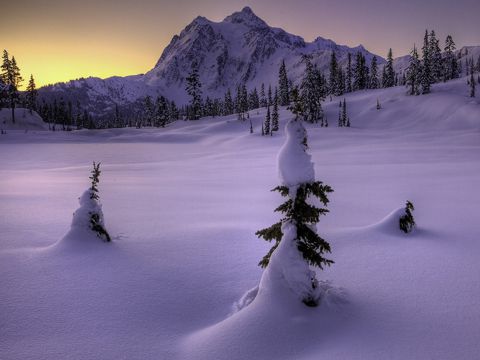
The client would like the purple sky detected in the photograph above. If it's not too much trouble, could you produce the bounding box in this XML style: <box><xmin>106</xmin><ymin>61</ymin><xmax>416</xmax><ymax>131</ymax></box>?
<box><xmin>1</xmin><ymin>0</ymin><xmax>479</xmax><ymax>87</ymax></box>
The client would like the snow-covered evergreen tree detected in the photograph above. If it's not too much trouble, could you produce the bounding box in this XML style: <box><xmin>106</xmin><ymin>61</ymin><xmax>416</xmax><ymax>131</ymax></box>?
<box><xmin>185</xmin><ymin>61</ymin><xmax>202</xmax><ymax>120</ymax></box>
<box><xmin>370</xmin><ymin>56</ymin><xmax>379</xmax><ymax>89</ymax></box>
<box><xmin>301</xmin><ymin>57</ymin><xmax>323</xmax><ymax>123</ymax></box>
<box><xmin>354</xmin><ymin>52</ymin><xmax>367</xmax><ymax>90</ymax></box>
<box><xmin>384</xmin><ymin>48</ymin><xmax>395</xmax><ymax>88</ymax></box>
<box><xmin>346</xmin><ymin>52</ymin><xmax>353</xmax><ymax>92</ymax></box>
<box><xmin>406</xmin><ymin>45</ymin><xmax>421</xmax><ymax>96</ymax></box>
<box><xmin>155</xmin><ymin>96</ymin><xmax>168</xmax><ymax>127</ymax></box>
<box><xmin>65</xmin><ymin>162</ymin><xmax>111</xmax><ymax>244</ymax></box>
<box><xmin>444</xmin><ymin>35</ymin><xmax>458</xmax><ymax>81</ymax></box>
<box><xmin>249</xmin><ymin>87</ymin><xmax>260</xmax><ymax>110</ymax></box>
<box><xmin>429</xmin><ymin>30</ymin><xmax>443</xmax><ymax>82</ymax></box>
<box><xmin>329</xmin><ymin>52</ymin><xmax>338</xmax><ymax>95</ymax></box>
<box><xmin>144</xmin><ymin>96</ymin><xmax>154</xmax><ymax>126</ymax></box>
<box><xmin>264</xmin><ymin>105</ymin><xmax>271</xmax><ymax>135</ymax></box>
<box><xmin>420</xmin><ymin>30</ymin><xmax>432</xmax><ymax>94</ymax></box>
<box><xmin>272</xmin><ymin>87</ymin><xmax>279</xmax><ymax>132</ymax></box>
<box><xmin>224</xmin><ymin>88</ymin><xmax>234</xmax><ymax>115</ymax></box>
<box><xmin>278</xmin><ymin>60</ymin><xmax>290</xmax><ymax>106</ymax></box>
<box><xmin>256</xmin><ymin>116</ymin><xmax>334</xmax><ymax>306</ymax></box>
<box><xmin>260</xmin><ymin>83</ymin><xmax>267</xmax><ymax>108</ymax></box>
<box><xmin>236</xmin><ymin>84</ymin><xmax>249</xmax><ymax>120</ymax></box>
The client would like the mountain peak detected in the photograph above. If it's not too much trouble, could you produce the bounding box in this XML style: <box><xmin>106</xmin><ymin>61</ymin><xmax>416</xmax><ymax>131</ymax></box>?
<box><xmin>223</xmin><ymin>6</ymin><xmax>267</xmax><ymax>28</ymax></box>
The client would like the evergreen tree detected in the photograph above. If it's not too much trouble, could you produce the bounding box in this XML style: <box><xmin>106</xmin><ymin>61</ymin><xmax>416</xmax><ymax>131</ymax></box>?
<box><xmin>429</xmin><ymin>30</ymin><xmax>442</xmax><ymax>82</ymax></box>
<box><xmin>301</xmin><ymin>57</ymin><xmax>323</xmax><ymax>123</ymax></box>
<box><xmin>406</xmin><ymin>45</ymin><xmax>421</xmax><ymax>96</ymax></box>
<box><xmin>381</xmin><ymin>65</ymin><xmax>387</xmax><ymax>88</ymax></box>
<box><xmin>271</xmin><ymin>87</ymin><xmax>279</xmax><ymax>132</ymax></box>
<box><xmin>337</xmin><ymin>99</ymin><xmax>349</xmax><ymax>127</ymax></box>
<box><xmin>384</xmin><ymin>48</ymin><xmax>395</xmax><ymax>87</ymax></box>
<box><xmin>336</xmin><ymin>68</ymin><xmax>345</xmax><ymax>95</ymax></box>
<box><xmin>10</xmin><ymin>56</ymin><xmax>23</xmax><ymax>89</ymax></box>
<box><xmin>268</xmin><ymin>85</ymin><xmax>272</xmax><ymax>106</ymax></box>
<box><xmin>329</xmin><ymin>52</ymin><xmax>338</xmax><ymax>94</ymax></box>
<box><xmin>420</xmin><ymin>29</ymin><xmax>432</xmax><ymax>94</ymax></box>
<box><xmin>25</xmin><ymin>74</ymin><xmax>37</xmax><ymax>112</ymax></box>
<box><xmin>185</xmin><ymin>61</ymin><xmax>202</xmax><ymax>120</ymax></box>
<box><xmin>155</xmin><ymin>96</ymin><xmax>169</xmax><ymax>127</ymax></box>
<box><xmin>376</xmin><ymin>98</ymin><xmax>381</xmax><ymax>110</ymax></box>
<box><xmin>144</xmin><ymin>95</ymin><xmax>154</xmax><ymax>126</ymax></box>
<box><xmin>264</xmin><ymin>105</ymin><xmax>271</xmax><ymax>135</ymax></box>
<box><xmin>346</xmin><ymin>53</ymin><xmax>353</xmax><ymax>92</ymax></box>
<box><xmin>224</xmin><ymin>88</ymin><xmax>234</xmax><ymax>115</ymax></box>
<box><xmin>88</xmin><ymin>162</ymin><xmax>111</xmax><ymax>242</ymax></box>
<box><xmin>370</xmin><ymin>56</ymin><xmax>379</xmax><ymax>89</ymax></box>
<box><xmin>249</xmin><ymin>87</ymin><xmax>260</xmax><ymax>110</ymax></box>
<box><xmin>287</xmin><ymin>86</ymin><xmax>303</xmax><ymax>119</ymax></box>
<box><xmin>444</xmin><ymin>35</ymin><xmax>458</xmax><ymax>81</ymax></box>
<box><xmin>0</xmin><ymin>50</ymin><xmax>22</xmax><ymax>123</ymax></box>
<box><xmin>399</xmin><ymin>201</ymin><xmax>415</xmax><ymax>234</ymax></box>
<box><xmin>470</xmin><ymin>64</ymin><xmax>476</xmax><ymax>98</ymax></box>
<box><xmin>278</xmin><ymin>60</ymin><xmax>290</xmax><ymax>106</ymax></box>
<box><xmin>260</xmin><ymin>83</ymin><xmax>267</xmax><ymax>108</ymax></box>
<box><xmin>353</xmin><ymin>52</ymin><xmax>367</xmax><ymax>90</ymax></box>
<box><xmin>255</xmin><ymin>118</ymin><xmax>334</xmax><ymax>306</ymax></box>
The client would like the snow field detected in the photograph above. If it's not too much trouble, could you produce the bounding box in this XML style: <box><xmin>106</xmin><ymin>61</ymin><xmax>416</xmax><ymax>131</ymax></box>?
<box><xmin>1</xmin><ymin>77</ymin><xmax>480</xmax><ymax>359</ymax></box>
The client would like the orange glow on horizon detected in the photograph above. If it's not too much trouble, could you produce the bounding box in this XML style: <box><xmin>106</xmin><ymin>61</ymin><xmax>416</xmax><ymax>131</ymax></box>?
<box><xmin>4</xmin><ymin>40</ymin><xmax>161</xmax><ymax>89</ymax></box>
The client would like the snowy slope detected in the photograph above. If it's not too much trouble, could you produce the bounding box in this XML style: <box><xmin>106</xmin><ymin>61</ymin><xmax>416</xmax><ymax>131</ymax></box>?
<box><xmin>0</xmin><ymin>108</ymin><xmax>48</xmax><ymax>131</ymax></box>
<box><xmin>1</xmin><ymin>77</ymin><xmax>480</xmax><ymax>360</ymax></box>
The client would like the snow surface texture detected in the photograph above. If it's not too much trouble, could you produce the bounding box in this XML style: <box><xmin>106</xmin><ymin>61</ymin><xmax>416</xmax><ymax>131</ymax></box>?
<box><xmin>1</xmin><ymin>77</ymin><xmax>480</xmax><ymax>360</ymax></box>
<box><xmin>0</xmin><ymin>108</ymin><xmax>47</xmax><ymax>131</ymax></box>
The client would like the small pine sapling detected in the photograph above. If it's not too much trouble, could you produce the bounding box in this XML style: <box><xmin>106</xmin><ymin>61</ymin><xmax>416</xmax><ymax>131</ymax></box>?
<box><xmin>399</xmin><ymin>200</ymin><xmax>415</xmax><ymax>233</ymax></box>
<box><xmin>89</xmin><ymin>162</ymin><xmax>111</xmax><ymax>242</ymax></box>
<box><xmin>376</xmin><ymin>98</ymin><xmax>381</xmax><ymax>110</ymax></box>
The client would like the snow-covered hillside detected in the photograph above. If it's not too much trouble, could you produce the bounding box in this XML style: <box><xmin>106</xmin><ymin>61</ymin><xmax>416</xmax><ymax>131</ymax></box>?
<box><xmin>1</xmin><ymin>77</ymin><xmax>479</xmax><ymax>360</ymax></box>
<box><xmin>37</xmin><ymin>7</ymin><xmax>383</xmax><ymax>116</ymax></box>
<box><xmin>0</xmin><ymin>108</ymin><xmax>47</xmax><ymax>131</ymax></box>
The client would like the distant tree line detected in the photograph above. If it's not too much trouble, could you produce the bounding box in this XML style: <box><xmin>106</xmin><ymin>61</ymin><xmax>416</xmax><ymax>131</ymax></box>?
<box><xmin>405</xmin><ymin>31</ymin><xmax>478</xmax><ymax>96</ymax></box>
<box><xmin>1</xmin><ymin>49</ymin><xmax>38</xmax><ymax>123</ymax></box>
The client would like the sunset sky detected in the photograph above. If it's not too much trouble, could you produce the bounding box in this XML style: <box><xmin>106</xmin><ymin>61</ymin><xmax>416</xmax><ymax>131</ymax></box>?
<box><xmin>2</xmin><ymin>0</ymin><xmax>479</xmax><ymax>88</ymax></box>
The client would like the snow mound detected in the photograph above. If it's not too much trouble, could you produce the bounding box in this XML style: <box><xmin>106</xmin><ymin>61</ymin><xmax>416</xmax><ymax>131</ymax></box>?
<box><xmin>277</xmin><ymin>119</ymin><xmax>314</xmax><ymax>187</ymax></box>
<box><xmin>364</xmin><ymin>207</ymin><xmax>411</xmax><ymax>235</ymax></box>
<box><xmin>182</xmin><ymin>268</ymin><xmax>348</xmax><ymax>360</ymax></box>
<box><xmin>58</xmin><ymin>189</ymin><xmax>110</xmax><ymax>249</ymax></box>
<box><xmin>258</xmin><ymin>221</ymin><xmax>317</xmax><ymax>303</ymax></box>
<box><xmin>0</xmin><ymin>108</ymin><xmax>48</xmax><ymax>131</ymax></box>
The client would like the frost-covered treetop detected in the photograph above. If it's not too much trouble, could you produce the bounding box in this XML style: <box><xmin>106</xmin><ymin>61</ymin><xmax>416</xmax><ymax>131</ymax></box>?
<box><xmin>277</xmin><ymin>119</ymin><xmax>315</xmax><ymax>187</ymax></box>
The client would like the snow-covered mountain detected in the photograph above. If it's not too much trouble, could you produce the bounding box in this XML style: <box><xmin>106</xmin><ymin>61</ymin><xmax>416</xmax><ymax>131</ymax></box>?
<box><xmin>38</xmin><ymin>7</ymin><xmax>384</xmax><ymax>117</ymax></box>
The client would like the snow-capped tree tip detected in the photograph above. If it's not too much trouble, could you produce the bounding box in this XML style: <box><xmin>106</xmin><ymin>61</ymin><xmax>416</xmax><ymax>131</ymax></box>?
<box><xmin>88</xmin><ymin>162</ymin><xmax>111</xmax><ymax>242</ymax></box>
<box><xmin>399</xmin><ymin>200</ymin><xmax>415</xmax><ymax>233</ymax></box>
